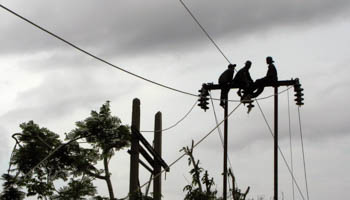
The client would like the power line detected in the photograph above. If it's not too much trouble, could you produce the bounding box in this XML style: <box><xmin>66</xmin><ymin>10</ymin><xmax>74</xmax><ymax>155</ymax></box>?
<box><xmin>0</xmin><ymin>3</ymin><xmax>281</xmax><ymax>104</ymax></box>
<box><xmin>169</xmin><ymin>102</ymin><xmax>242</xmax><ymax>172</ymax></box>
<box><xmin>3</xmin><ymin>3</ymin><xmax>308</xmax><ymax>199</ymax></box>
<box><xmin>298</xmin><ymin>107</ymin><xmax>310</xmax><ymax>200</ymax></box>
<box><xmin>140</xmin><ymin>99</ymin><xmax>197</xmax><ymax>133</ymax></box>
<box><xmin>0</xmin><ymin>4</ymin><xmax>197</xmax><ymax>98</ymax></box>
<box><xmin>179</xmin><ymin>0</ymin><xmax>232</xmax><ymax>64</ymax></box>
<box><xmin>287</xmin><ymin>90</ymin><xmax>296</xmax><ymax>200</ymax></box>
<box><xmin>255</xmin><ymin>99</ymin><xmax>306</xmax><ymax>200</ymax></box>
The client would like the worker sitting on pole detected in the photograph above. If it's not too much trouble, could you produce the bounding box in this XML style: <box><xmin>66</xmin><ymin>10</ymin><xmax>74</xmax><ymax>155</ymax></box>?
<box><xmin>233</xmin><ymin>60</ymin><xmax>254</xmax><ymax>100</ymax></box>
<box><xmin>219</xmin><ymin>64</ymin><xmax>236</xmax><ymax>107</ymax></box>
<box><xmin>232</xmin><ymin>60</ymin><xmax>255</xmax><ymax>113</ymax></box>
<box><xmin>251</xmin><ymin>56</ymin><xmax>278</xmax><ymax>98</ymax></box>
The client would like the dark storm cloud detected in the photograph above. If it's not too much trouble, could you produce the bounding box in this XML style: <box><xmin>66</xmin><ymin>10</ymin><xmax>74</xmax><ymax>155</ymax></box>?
<box><xmin>1</xmin><ymin>0</ymin><xmax>349</xmax><ymax>56</ymax></box>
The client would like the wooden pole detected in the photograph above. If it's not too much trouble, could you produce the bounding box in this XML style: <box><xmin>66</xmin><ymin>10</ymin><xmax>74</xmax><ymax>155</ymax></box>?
<box><xmin>274</xmin><ymin>87</ymin><xmax>278</xmax><ymax>200</ymax></box>
<box><xmin>223</xmin><ymin>98</ymin><xmax>228</xmax><ymax>200</ymax></box>
<box><xmin>129</xmin><ymin>98</ymin><xmax>141</xmax><ymax>200</ymax></box>
<box><xmin>154</xmin><ymin>112</ymin><xmax>162</xmax><ymax>200</ymax></box>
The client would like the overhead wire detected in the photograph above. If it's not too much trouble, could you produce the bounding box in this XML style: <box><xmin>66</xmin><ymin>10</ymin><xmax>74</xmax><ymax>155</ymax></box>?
<box><xmin>2</xmin><ymin>2</ymin><xmax>310</xmax><ymax>199</ymax></box>
<box><xmin>140</xmin><ymin>99</ymin><xmax>197</xmax><ymax>133</ymax></box>
<box><xmin>287</xmin><ymin>90</ymin><xmax>296</xmax><ymax>200</ymax></box>
<box><xmin>298</xmin><ymin>107</ymin><xmax>310</xmax><ymax>200</ymax></box>
<box><xmin>0</xmin><ymin>4</ymin><xmax>197</xmax><ymax>98</ymax></box>
<box><xmin>167</xmin><ymin>102</ymin><xmax>242</xmax><ymax>175</ymax></box>
<box><xmin>0</xmin><ymin>3</ymin><xmax>281</xmax><ymax>104</ymax></box>
<box><xmin>179</xmin><ymin>0</ymin><xmax>232</xmax><ymax>64</ymax></box>
<box><xmin>255</xmin><ymin>99</ymin><xmax>306</xmax><ymax>200</ymax></box>
<box><xmin>180</xmin><ymin>1</ymin><xmax>305</xmax><ymax>199</ymax></box>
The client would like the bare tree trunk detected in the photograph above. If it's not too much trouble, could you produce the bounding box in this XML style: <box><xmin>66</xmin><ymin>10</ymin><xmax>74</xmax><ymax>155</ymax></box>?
<box><xmin>104</xmin><ymin>155</ymin><xmax>115</xmax><ymax>200</ymax></box>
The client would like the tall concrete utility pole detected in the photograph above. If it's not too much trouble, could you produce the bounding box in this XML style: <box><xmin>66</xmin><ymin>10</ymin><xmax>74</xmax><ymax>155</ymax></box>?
<box><xmin>154</xmin><ymin>112</ymin><xmax>162</xmax><ymax>200</ymax></box>
<box><xmin>129</xmin><ymin>98</ymin><xmax>140</xmax><ymax>200</ymax></box>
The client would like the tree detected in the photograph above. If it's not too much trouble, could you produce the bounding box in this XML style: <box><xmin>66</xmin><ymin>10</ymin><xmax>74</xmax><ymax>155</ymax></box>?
<box><xmin>3</xmin><ymin>120</ymin><xmax>74</xmax><ymax>199</ymax></box>
<box><xmin>0</xmin><ymin>174</ymin><xmax>25</xmax><ymax>200</ymax></box>
<box><xmin>182</xmin><ymin>141</ymin><xmax>218</xmax><ymax>200</ymax></box>
<box><xmin>181</xmin><ymin>141</ymin><xmax>250</xmax><ymax>200</ymax></box>
<box><xmin>66</xmin><ymin>101</ymin><xmax>131</xmax><ymax>199</ymax></box>
<box><xmin>1</xmin><ymin>101</ymin><xmax>131</xmax><ymax>200</ymax></box>
<box><xmin>229</xmin><ymin>169</ymin><xmax>250</xmax><ymax>200</ymax></box>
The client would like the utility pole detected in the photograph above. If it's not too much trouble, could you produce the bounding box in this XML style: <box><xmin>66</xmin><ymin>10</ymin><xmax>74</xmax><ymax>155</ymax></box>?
<box><xmin>223</xmin><ymin>98</ymin><xmax>228</xmax><ymax>200</ymax></box>
<box><xmin>274</xmin><ymin>87</ymin><xmax>278</xmax><ymax>200</ymax></box>
<box><xmin>154</xmin><ymin>112</ymin><xmax>162</xmax><ymax>200</ymax></box>
<box><xmin>129</xmin><ymin>98</ymin><xmax>141</xmax><ymax>200</ymax></box>
<box><xmin>197</xmin><ymin>79</ymin><xmax>304</xmax><ymax>200</ymax></box>
<box><xmin>128</xmin><ymin>99</ymin><xmax>169</xmax><ymax>199</ymax></box>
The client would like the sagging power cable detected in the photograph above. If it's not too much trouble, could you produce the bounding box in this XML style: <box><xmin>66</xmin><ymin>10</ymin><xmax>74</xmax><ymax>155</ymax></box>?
<box><xmin>0</xmin><ymin>3</ymin><xmax>279</xmax><ymax>103</ymax></box>
<box><xmin>0</xmin><ymin>4</ymin><xmax>196</xmax><ymax>97</ymax></box>
<box><xmin>140</xmin><ymin>99</ymin><xmax>197</xmax><ymax>133</ymax></box>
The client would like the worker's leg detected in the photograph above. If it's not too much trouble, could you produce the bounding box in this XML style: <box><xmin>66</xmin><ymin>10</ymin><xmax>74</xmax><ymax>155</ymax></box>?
<box><xmin>220</xmin><ymin>88</ymin><xmax>229</xmax><ymax>107</ymax></box>
<box><xmin>251</xmin><ymin>79</ymin><xmax>266</xmax><ymax>98</ymax></box>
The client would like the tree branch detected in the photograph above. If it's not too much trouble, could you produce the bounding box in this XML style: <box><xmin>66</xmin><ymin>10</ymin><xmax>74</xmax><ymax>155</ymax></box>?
<box><xmin>85</xmin><ymin>171</ymin><xmax>105</xmax><ymax>180</ymax></box>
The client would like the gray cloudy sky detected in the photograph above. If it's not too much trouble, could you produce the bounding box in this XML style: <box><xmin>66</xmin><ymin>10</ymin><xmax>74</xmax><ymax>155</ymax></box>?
<box><xmin>1</xmin><ymin>0</ymin><xmax>350</xmax><ymax>199</ymax></box>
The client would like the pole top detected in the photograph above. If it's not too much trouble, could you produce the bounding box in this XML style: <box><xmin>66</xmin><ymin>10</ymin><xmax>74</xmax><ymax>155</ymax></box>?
<box><xmin>156</xmin><ymin>111</ymin><xmax>162</xmax><ymax>117</ymax></box>
<box><xmin>133</xmin><ymin>98</ymin><xmax>140</xmax><ymax>106</ymax></box>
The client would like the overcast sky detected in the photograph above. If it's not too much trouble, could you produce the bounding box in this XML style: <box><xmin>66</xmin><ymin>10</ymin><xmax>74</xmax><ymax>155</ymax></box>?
<box><xmin>1</xmin><ymin>0</ymin><xmax>350</xmax><ymax>199</ymax></box>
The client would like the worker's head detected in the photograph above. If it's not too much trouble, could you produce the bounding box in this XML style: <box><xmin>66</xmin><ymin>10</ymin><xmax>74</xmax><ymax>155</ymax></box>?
<box><xmin>228</xmin><ymin>64</ymin><xmax>236</xmax><ymax>69</ymax></box>
<box><xmin>245</xmin><ymin>60</ymin><xmax>252</xmax><ymax>68</ymax></box>
<box><xmin>266</xmin><ymin>56</ymin><xmax>274</xmax><ymax>64</ymax></box>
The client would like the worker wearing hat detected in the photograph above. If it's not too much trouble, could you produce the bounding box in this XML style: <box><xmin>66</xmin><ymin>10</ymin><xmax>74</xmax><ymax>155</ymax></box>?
<box><xmin>219</xmin><ymin>64</ymin><xmax>236</xmax><ymax>107</ymax></box>
<box><xmin>251</xmin><ymin>56</ymin><xmax>278</xmax><ymax>98</ymax></box>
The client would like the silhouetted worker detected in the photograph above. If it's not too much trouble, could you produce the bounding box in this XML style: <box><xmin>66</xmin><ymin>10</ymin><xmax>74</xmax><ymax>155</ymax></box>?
<box><xmin>219</xmin><ymin>64</ymin><xmax>236</xmax><ymax>107</ymax></box>
<box><xmin>233</xmin><ymin>60</ymin><xmax>253</xmax><ymax>99</ymax></box>
<box><xmin>233</xmin><ymin>60</ymin><xmax>255</xmax><ymax>113</ymax></box>
<box><xmin>252</xmin><ymin>56</ymin><xmax>278</xmax><ymax>98</ymax></box>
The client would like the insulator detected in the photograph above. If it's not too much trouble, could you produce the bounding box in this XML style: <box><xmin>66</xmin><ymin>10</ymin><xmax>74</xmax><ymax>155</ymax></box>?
<box><xmin>293</xmin><ymin>79</ymin><xmax>304</xmax><ymax>106</ymax></box>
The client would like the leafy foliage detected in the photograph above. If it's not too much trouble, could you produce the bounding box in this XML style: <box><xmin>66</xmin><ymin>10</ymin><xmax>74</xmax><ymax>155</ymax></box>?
<box><xmin>66</xmin><ymin>101</ymin><xmax>131</xmax><ymax>199</ymax></box>
<box><xmin>0</xmin><ymin>174</ymin><xmax>25</xmax><ymax>200</ymax></box>
<box><xmin>52</xmin><ymin>177</ymin><xmax>96</xmax><ymax>200</ymax></box>
<box><xmin>181</xmin><ymin>140</ymin><xmax>251</xmax><ymax>200</ymax></box>
<box><xmin>67</xmin><ymin>101</ymin><xmax>131</xmax><ymax>159</ymax></box>
<box><xmin>1</xmin><ymin>101</ymin><xmax>131</xmax><ymax>199</ymax></box>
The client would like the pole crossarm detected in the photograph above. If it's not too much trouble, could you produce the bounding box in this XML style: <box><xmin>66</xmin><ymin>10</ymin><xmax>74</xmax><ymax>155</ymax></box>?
<box><xmin>131</xmin><ymin>127</ymin><xmax>170</xmax><ymax>172</ymax></box>
<box><xmin>198</xmin><ymin>78</ymin><xmax>304</xmax><ymax>111</ymax></box>
<box><xmin>202</xmin><ymin>79</ymin><xmax>299</xmax><ymax>91</ymax></box>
